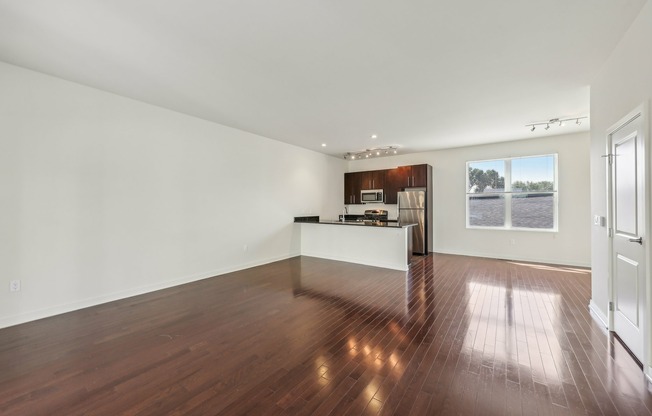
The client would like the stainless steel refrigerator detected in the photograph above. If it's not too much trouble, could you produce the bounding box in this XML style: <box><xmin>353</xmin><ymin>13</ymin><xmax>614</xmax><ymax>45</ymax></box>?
<box><xmin>398</xmin><ymin>188</ymin><xmax>427</xmax><ymax>255</ymax></box>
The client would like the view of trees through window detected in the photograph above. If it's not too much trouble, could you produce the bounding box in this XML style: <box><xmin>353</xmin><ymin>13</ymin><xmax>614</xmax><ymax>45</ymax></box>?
<box><xmin>466</xmin><ymin>155</ymin><xmax>557</xmax><ymax>230</ymax></box>
<box><xmin>512</xmin><ymin>180</ymin><xmax>554</xmax><ymax>192</ymax></box>
<box><xmin>468</xmin><ymin>167</ymin><xmax>504</xmax><ymax>192</ymax></box>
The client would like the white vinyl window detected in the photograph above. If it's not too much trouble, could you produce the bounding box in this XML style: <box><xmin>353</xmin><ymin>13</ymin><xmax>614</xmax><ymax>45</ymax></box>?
<box><xmin>466</xmin><ymin>154</ymin><xmax>558</xmax><ymax>231</ymax></box>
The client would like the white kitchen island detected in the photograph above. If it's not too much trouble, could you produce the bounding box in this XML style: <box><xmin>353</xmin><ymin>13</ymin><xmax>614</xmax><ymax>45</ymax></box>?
<box><xmin>298</xmin><ymin>220</ymin><xmax>415</xmax><ymax>271</ymax></box>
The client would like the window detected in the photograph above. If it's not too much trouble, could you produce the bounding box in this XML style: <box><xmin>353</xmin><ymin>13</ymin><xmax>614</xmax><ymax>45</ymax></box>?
<box><xmin>466</xmin><ymin>154</ymin><xmax>557</xmax><ymax>230</ymax></box>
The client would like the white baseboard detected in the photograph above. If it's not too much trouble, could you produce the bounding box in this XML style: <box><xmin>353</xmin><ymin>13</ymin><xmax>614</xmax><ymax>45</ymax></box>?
<box><xmin>432</xmin><ymin>248</ymin><xmax>590</xmax><ymax>268</ymax></box>
<box><xmin>0</xmin><ymin>252</ymin><xmax>299</xmax><ymax>330</ymax></box>
<box><xmin>0</xmin><ymin>248</ymin><xmax>586</xmax><ymax>329</ymax></box>
<box><xmin>588</xmin><ymin>299</ymin><xmax>609</xmax><ymax>329</ymax></box>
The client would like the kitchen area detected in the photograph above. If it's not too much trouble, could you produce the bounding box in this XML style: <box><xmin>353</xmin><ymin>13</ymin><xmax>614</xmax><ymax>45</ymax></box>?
<box><xmin>295</xmin><ymin>164</ymin><xmax>433</xmax><ymax>271</ymax></box>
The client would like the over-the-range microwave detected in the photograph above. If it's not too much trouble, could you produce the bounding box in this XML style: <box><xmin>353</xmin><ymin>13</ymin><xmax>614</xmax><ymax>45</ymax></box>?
<box><xmin>360</xmin><ymin>189</ymin><xmax>384</xmax><ymax>204</ymax></box>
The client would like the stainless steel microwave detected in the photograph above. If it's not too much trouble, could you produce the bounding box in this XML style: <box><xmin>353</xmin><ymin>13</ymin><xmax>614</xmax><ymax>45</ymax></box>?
<box><xmin>360</xmin><ymin>189</ymin><xmax>384</xmax><ymax>203</ymax></box>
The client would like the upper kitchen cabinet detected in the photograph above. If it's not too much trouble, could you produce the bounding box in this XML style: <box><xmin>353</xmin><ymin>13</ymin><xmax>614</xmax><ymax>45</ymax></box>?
<box><xmin>360</xmin><ymin>170</ymin><xmax>385</xmax><ymax>190</ymax></box>
<box><xmin>384</xmin><ymin>164</ymin><xmax>429</xmax><ymax>204</ymax></box>
<box><xmin>345</xmin><ymin>170</ymin><xmax>386</xmax><ymax>204</ymax></box>
<box><xmin>409</xmin><ymin>164</ymin><xmax>429</xmax><ymax>187</ymax></box>
<box><xmin>344</xmin><ymin>172</ymin><xmax>362</xmax><ymax>204</ymax></box>
<box><xmin>345</xmin><ymin>164</ymin><xmax>431</xmax><ymax>205</ymax></box>
<box><xmin>384</xmin><ymin>167</ymin><xmax>409</xmax><ymax>204</ymax></box>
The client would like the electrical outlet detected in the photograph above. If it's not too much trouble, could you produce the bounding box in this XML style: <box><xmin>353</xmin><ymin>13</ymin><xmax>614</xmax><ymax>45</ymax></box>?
<box><xmin>510</xmin><ymin>239</ymin><xmax>516</xmax><ymax>245</ymax></box>
<box><xmin>243</xmin><ymin>244</ymin><xmax>248</xmax><ymax>252</ymax></box>
<box><xmin>10</xmin><ymin>279</ymin><xmax>21</xmax><ymax>292</ymax></box>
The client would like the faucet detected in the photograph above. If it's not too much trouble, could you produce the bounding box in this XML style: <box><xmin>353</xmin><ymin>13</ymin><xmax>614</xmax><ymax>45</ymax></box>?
<box><xmin>342</xmin><ymin>206</ymin><xmax>348</xmax><ymax>221</ymax></box>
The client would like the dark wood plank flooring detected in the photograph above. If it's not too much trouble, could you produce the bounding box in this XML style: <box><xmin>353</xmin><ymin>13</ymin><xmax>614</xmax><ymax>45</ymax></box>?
<box><xmin>1</xmin><ymin>254</ymin><xmax>650</xmax><ymax>415</ymax></box>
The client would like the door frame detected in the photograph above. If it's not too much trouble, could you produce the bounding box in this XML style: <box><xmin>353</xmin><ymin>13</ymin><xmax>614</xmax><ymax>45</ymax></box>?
<box><xmin>606</xmin><ymin>102</ymin><xmax>650</xmax><ymax>376</ymax></box>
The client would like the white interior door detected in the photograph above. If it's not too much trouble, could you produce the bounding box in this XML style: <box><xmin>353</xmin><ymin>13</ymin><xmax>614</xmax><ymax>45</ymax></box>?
<box><xmin>611</xmin><ymin>113</ymin><xmax>646</xmax><ymax>363</ymax></box>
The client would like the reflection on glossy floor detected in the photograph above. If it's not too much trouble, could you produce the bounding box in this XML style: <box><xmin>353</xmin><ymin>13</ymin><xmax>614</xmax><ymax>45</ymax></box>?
<box><xmin>1</xmin><ymin>254</ymin><xmax>651</xmax><ymax>415</ymax></box>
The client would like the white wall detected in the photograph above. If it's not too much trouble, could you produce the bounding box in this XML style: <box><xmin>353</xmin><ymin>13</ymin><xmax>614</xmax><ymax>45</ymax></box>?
<box><xmin>0</xmin><ymin>61</ymin><xmax>346</xmax><ymax>328</ymax></box>
<box><xmin>589</xmin><ymin>2</ymin><xmax>652</xmax><ymax>324</ymax></box>
<box><xmin>348</xmin><ymin>132</ymin><xmax>591</xmax><ymax>267</ymax></box>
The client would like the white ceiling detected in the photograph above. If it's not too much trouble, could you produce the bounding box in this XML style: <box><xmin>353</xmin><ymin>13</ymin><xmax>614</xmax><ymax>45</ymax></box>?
<box><xmin>0</xmin><ymin>0</ymin><xmax>646</xmax><ymax>158</ymax></box>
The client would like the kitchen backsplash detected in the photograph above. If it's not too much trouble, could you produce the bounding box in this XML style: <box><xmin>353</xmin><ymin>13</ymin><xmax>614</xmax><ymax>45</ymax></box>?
<box><xmin>345</xmin><ymin>203</ymin><xmax>398</xmax><ymax>220</ymax></box>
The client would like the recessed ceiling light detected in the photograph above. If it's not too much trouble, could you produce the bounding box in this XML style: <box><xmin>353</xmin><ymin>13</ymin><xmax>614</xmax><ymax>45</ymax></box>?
<box><xmin>371</xmin><ymin>134</ymin><xmax>378</xmax><ymax>139</ymax></box>
<box><xmin>321</xmin><ymin>143</ymin><xmax>327</xmax><ymax>147</ymax></box>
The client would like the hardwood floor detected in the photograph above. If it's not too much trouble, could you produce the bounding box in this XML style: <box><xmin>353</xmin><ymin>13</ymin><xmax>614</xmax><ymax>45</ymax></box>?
<box><xmin>1</xmin><ymin>254</ymin><xmax>650</xmax><ymax>415</ymax></box>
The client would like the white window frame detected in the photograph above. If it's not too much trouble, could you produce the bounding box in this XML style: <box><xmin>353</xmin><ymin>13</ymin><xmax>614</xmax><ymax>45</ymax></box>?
<box><xmin>466</xmin><ymin>154</ymin><xmax>558</xmax><ymax>232</ymax></box>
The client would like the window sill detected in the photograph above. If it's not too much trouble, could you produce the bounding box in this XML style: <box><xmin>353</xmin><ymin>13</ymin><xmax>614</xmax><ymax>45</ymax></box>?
<box><xmin>466</xmin><ymin>226</ymin><xmax>558</xmax><ymax>233</ymax></box>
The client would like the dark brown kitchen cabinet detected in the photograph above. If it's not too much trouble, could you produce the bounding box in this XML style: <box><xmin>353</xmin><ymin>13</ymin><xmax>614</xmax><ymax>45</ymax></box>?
<box><xmin>383</xmin><ymin>164</ymin><xmax>429</xmax><ymax>204</ymax></box>
<box><xmin>344</xmin><ymin>172</ymin><xmax>362</xmax><ymax>204</ymax></box>
<box><xmin>384</xmin><ymin>167</ymin><xmax>409</xmax><ymax>204</ymax></box>
<box><xmin>409</xmin><ymin>164</ymin><xmax>428</xmax><ymax>187</ymax></box>
<box><xmin>345</xmin><ymin>170</ymin><xmax>386</xmax><ymax>204</ymax></box>
<box><xmin>360</xmin><ymin>170</ymin><xmax>385</xmax><ymax>190</ymax></box>
<box><xmin>345</xmin><ymin>164</ymin><xmax>430</xmax><ymax>205</ymax></box>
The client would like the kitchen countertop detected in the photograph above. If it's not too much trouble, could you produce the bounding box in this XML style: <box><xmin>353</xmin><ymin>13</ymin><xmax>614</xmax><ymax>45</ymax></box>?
<box><xmin>311</xmin><ymin>220</ymin><xmax>416</xmax><ymax>228</ymax></box>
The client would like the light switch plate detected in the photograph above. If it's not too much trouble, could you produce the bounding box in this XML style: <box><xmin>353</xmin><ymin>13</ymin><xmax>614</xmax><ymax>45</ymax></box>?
<box><xmin>593</xmin><ymin>215</ymin><xmax>604</xmax><ymax>226</ymax></box>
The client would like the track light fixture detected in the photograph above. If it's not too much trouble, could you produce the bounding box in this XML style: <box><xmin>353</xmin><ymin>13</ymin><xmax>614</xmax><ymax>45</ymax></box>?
<box><xmin>526</xmin><ymin>116</ymin><xmax>588</xmax><ymax>132</ymax></box>
<box><xmin>344</xmin><ymin>146</ymin><xmax>399</xmax><ymax>160</ymax></box>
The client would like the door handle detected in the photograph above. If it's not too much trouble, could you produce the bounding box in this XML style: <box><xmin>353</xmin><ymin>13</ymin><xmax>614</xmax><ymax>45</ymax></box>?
<box><xmin>629</xmin><ymin>237</ymin><xmax>643</xmax><ymax>244</ymax></box>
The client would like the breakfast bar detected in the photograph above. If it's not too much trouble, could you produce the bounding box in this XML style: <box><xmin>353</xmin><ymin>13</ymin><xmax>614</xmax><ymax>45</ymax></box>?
<box><xmin>296</xmin><ymin>219</ymin><xmax>415</xmax><ymax>271</ymax></box>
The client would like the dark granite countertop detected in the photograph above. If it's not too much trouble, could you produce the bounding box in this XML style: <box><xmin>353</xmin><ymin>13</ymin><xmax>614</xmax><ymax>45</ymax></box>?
<box><xmin>307</xmin><ymin>220</ymin><xmax>416</xmax><ymax>228</ymax></box>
